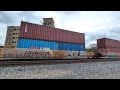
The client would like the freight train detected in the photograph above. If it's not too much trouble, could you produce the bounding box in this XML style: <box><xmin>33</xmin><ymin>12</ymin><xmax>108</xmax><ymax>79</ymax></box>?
<box><xmin>3</xmin><ymin>20</ymin><xmax>120</xmax><ymax>60</ymax></box>
<box><xmin>1</xmin><ymin>48</ymin><xmax>120</xmax><ymax>59</ymax></box>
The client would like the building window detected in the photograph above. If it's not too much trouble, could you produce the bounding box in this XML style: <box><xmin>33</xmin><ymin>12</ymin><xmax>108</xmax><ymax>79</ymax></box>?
<box><xmin>13</xmin><ymin>33</ymin><xmax>15</xmax><ymax>35</ymax></box>
<box><xmin>12</xmin><ymin>42</ymin><xmax>14</xmax><ymax>43</ymax></box>
<box><xmin>13</xmin><ymin>37</ymin><xmax>15</xmax><ymax>39</ymax></box>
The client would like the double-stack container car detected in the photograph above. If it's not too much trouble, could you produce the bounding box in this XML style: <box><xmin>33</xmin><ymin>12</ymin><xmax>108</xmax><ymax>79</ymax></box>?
<box><xmin>17</xmin><ymin>21</ymin><xmax>85</xmax><ymax>51</ymax></box>
<box><xmin>97</xmin><ymin>38</ymin><xmax>120</xmax><ymax>54</ymax></box>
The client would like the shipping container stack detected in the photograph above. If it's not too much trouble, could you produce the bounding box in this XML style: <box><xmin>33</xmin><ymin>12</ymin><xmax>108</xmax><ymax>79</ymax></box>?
<box><xmin>16</xmin><ymin>20</ymin><xmax>85</xmax><ymax>51</ymax></box>
<box><xmin>97</xmin><ymin>38</ymin><xmax>120</xmax><ymax>54</ymax></box>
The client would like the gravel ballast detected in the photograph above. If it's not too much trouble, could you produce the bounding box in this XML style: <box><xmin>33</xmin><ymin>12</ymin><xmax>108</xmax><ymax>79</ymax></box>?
<box><xmin>0</xmin><ymin>61</ymin><xmax>120</xmax><ymax>79</ymax></box>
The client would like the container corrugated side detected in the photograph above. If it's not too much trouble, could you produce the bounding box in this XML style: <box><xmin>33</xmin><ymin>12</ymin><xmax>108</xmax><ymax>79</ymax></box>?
<box><xmin>105</xmin><ymin>47</ymin><xmax>120</xmax><ymax>53</ymax></box>
<box><xmin>19</xmin><ymin>21</ymin><xmax>85</xmax><ymax>44</ymax></box>
<box><xmin>17</xmin><ymin>38</ymin><xmax>59</xmax><ymax>50</ymax></box>
<box><xmin>59</xmin><ymin>42</ymin><xmax>85</xmax><ymax>51</ymax></box>
<box><xmin>97</xmin><ymin>38</ymin><xmax>106</xmax><ymax>48</ymax></box>
<box><xmin>97</xmin><ymin>38</ymin><xmax>120</xmax><ymax>48</ymax></box>
<box><xmin>105</xmin><ymin>38</ymin><xmax>120</xmax><ymax>48</ymax></box>
<box><xmin>98</xmin><ymin>47</ymin><xmax>120</xmax><ymax>53</ymax></box>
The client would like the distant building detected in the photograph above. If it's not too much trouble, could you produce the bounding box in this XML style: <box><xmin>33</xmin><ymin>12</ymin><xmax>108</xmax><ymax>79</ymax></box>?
<box><xmin>4</xmin><ymin>26</ymin><xmax>20</xmax><ymax>48</ymax></box>
<box><xmin>0</xmin><ymin>46</ymin><xmax>4</xmax><ymax>58</ymax></box>
<box><xmin>43</xmin><ymin>18</ymin><xmax>55</xmax><ymax>28</ymax></box>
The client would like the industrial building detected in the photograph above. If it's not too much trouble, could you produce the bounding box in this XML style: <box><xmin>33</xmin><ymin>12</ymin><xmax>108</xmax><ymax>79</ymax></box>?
<box><xmin>97</xmin><ymin>38</ymin><xmax>120</xmax><ymax>53</ymax></box>
<box><xmin>4</xmin><ymin>26</ymin><xmax>20</xmax><ymax>48</ymax></box>
<box><xmin>42</xmin><ymin>18</ymin><xmax>55</xmax><ymax>28</ymax></box>
<box><xmin>4</xmin><ymin>18</ymin><xmax>85</xmax><ymax>51</ymax></box>
<box><xmin>0</xmin><ymin>46</ymin><xmax>4</xmax><ymax>58</ymax></box>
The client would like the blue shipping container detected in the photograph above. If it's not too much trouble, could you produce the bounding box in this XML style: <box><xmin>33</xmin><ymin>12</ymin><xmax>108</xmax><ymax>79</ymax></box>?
<box><xmin>17</xmin><ymin>38</ymin><xmax>85</xmax><ymax>51</ymax></box>
<box><xmin>17</xmin><ymin>38</ymin><xmax>59</xmax><ymax>50</ymax></box>
<box><xmin>59</xmin><ymin>42</ymin><xmax>85</xmax><ymax>51</ymax></box>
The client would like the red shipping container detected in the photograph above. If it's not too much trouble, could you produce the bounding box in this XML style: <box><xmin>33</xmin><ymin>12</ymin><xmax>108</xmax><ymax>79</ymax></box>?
<box><xmin>97</xmin><ymin>48</ymin><xmax>107</xmax><ymax>53</ymax></box>
<box><xmin>19</xmin><ymin>21</ymin><xmax>85</xmax><ymax>44</ymax></box>
<box><xmin>97</xmin><ymin>38</ymin><xmax>120</xmax><ymax>48</ymax></box>
<box><xmin>60</xmin><ymin>30</ymin><xmax>65</xmax><ymax>41</ymax></box>
<box><xmin>98</xmin><ymin>47</ymin><xmax>120</xmax><ymax>53</ymax></box>
<box><xmin>97</xmin><ymin>39</ymin><xmax>105</xmax><ymax>48</ymax></box>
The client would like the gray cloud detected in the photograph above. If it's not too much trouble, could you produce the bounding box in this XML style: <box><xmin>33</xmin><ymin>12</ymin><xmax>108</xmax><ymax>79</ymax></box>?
<box><xmin>0</xmin><ymin>11</ymin><xmax>43</xmax><ymax>26</ymax></box>
<box><xmin>0</xmin><ymin>12</ymin><xmax>15</xmax><ymax>24</ymax></box>
<box><xmin>109</xmin><ymin>27</ymin><xmax>120</xmax><ymax>34</ymax></box>
<box><xmin>85</xmin><ymin>25</ymin><xmax>120</xmax><ymax>47</ymax></box>
<box><xmin>0</xmin><ymin>11</ymin><xmax>44</xmax><ymax>46</ymax></box>
<box><xmin>63</xmin><ymin>11</ymin><xmax>79</xmax><ymax>15</ymax></box>
<box><xmin>85</xmin><ymin>32</ymin><xmax>106</xmax><ymax>47</ymax></box>
<box><xmin>0</xmin><ymin>11</ymin><xmax>120</xmax><ymax>48</ymax></box>
<box><xmin>19</xmin><ymin>11</ymin><xmax>41</xmax><ymax>23</ymax></box>
<box><xmin>0</xmin><ymin>11</ymin><xmax>25</xmax><ymax>25</ymax></box>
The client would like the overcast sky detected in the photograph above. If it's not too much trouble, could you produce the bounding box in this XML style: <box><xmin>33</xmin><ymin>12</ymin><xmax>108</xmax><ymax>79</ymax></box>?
<box><xmin>0</xmin><ymin>11</ymin><xmax>120</xmax><ymax>48</ymax></box>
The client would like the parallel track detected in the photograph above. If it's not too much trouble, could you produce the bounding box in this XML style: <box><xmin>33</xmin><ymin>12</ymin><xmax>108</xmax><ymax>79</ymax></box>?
<box><xmin>0</xmin><ymin>58</ymin><xmax>120</xmax><ymax>67</ymax></box>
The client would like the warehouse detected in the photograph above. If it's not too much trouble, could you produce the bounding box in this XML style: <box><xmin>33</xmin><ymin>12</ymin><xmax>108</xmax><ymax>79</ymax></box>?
<box><xmin>5</xmin><ymin>18</ymin><xmax>85</xmax><ymax>51</ymax></box>
<box><xmin>97</xmin><ymin>38</ymin><xmax>120</xmax><ymax>53</ymax></box>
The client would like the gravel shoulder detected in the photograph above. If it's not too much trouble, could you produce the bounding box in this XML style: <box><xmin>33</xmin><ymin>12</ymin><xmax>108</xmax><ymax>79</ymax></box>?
<box><xmin>0</xmin><ymin>61</ymin><xmax>120</xmax><ymax>79</ymax></box>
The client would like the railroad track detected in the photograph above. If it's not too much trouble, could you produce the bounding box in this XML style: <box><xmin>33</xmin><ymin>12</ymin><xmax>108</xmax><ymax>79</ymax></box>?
<box><xmin>0</xmin><ymin>58</ymin><xmax>120</xmax><ymax>67</ymax></box>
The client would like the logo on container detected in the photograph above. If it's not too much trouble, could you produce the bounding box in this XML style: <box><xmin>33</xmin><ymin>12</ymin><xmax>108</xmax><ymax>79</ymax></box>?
<box><xmin>25</xmin><ymin>24</ymin><xmax>28</xmax><ymax>32</ymax></box>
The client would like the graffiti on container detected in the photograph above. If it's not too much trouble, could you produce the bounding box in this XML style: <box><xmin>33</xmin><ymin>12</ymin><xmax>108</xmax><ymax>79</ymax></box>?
<box><xmin>3</xmin><ymin>48</ymin><xmax>53</xmax><ymax>58</ymax></box>
<box><xmin>16</xmin><ymin>49</ymin><xmax>27</xmax><ymax>58</ymax></box>
<box><xmin>24</xmin><ymin>51</ymin><xmax>39</xmax><ymax>58</ymax></box>
<box><xmin>65</xmin><ymin>51</ymin><xmax>87</xmax><ymax>58</ymax></box>
<box><xmin>30</xmin><ymin>46</ymin><xmax>51</xmax><ymax>50</ymax></box>
<box><xmin>4</xmin><ymin>48</ymin><xmax>17</xmax><ymax>58</ymax></box>
<box><xmin>24</xmin><ymin>50</ymin><xmax>52</xmax><ymax>58</ymax></box>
